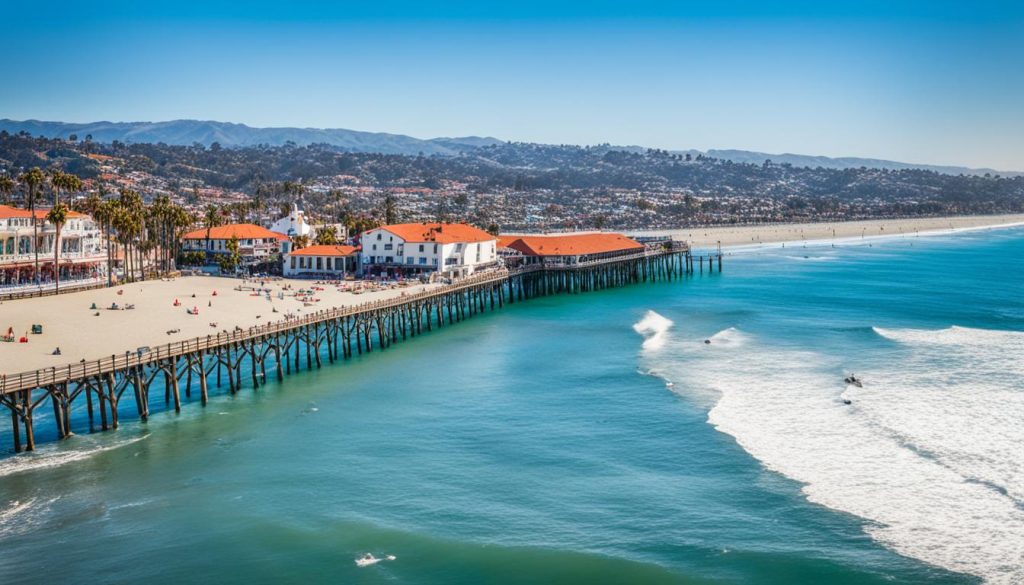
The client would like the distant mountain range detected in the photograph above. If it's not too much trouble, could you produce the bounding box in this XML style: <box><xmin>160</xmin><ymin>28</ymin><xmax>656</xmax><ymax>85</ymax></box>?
<box><xmin>685</xmin><ymin>149</ymin><xmax>1019</xmax><ymax>177</ymax></box>
<box><xmin>0</xmin><ymin>119</ymin><xmax>500</xmax><ymax>156</ymax></box>
<box><xmin>1</xmin><ymin>118</ymin><xmax>1017</xmax><ymax>176</ymax></box>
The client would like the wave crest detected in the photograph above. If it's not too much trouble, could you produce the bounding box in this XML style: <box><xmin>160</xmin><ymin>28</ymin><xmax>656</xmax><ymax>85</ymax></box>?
<box><xmin>632</xmin><ymin>311</ymin><xmax>674</xmax><ymax>351</ymax></box>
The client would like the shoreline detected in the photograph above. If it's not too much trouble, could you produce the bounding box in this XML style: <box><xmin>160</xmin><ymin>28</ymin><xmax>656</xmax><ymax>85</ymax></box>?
<box><xmin>630</xmin><ymin>213</ymin><xmax>1024</xmax><ymax>250</ymax></box>
<box><xmin>0</xmin><ymin>276</ymin><xmax>441</xmax><ymax>375</ymax></box>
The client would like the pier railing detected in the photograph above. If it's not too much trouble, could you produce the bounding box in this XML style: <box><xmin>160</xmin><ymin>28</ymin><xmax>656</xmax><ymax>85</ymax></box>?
<box><xmin>0</xmin><ymin>268</ymin><xmax>512</xmax><ymax>395</ymax></box>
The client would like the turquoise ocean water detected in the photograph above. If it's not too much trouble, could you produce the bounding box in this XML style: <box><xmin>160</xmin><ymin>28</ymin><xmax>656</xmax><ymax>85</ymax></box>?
<box><xmin>2</xmin><ymin>226</ymin><xmax>1023</xmax><ymax>584</ymax></box>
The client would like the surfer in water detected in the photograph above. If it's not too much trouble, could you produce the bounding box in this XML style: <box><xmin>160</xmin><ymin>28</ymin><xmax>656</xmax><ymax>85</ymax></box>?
<box><xmin>355</xmin><ymin>553</ymin><xmax>397</xmax><ymax>567</ymax></box>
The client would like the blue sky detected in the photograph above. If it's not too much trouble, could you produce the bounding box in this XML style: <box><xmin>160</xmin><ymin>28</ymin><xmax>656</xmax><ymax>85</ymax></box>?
<box><xmin>2</xmin><ymin>1</ymin><xmax>1022</xmax><ymax>170</ymax></box>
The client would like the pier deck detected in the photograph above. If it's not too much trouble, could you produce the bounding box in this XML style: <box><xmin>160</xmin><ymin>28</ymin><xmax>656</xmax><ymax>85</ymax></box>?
<box><xmin>0</xmin><ymin>244</ymin><xmax>715</xmax><ymax>453</ymax></box>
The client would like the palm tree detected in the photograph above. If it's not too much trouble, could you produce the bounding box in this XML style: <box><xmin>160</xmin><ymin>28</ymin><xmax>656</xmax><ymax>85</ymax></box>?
<box><xmin>170</xmin><ymin>205</ymin><xmax>194</xmax><ymax>271</ymax></box>
<box><xmin>203</xmin><ymin>204</ymin><xmax>222</xmax><ymax>263</ymax></box>
<box><xmin>291</xmin><ymin>234</ymin><xmax>309</xmax><ymax>250</ymax></box>
<box><xmin>314</xmin><ymin>225</ymin><xmax>338</xmax><ymax>245</ymax></box>
<box><xmin>94</xmin><ymin>194</ymin><xmax>118</xmax><ymax>286</ymax></box>
<box><xmin>46</xmin><ymin>203</ymin><xmax>69</xmax><ymax>292</ymax></box>
<box><xmin>48</xmin><ymin>171</ymin><xmax>82</xmax><ymax>289</ymax></box>
<box><xmin>116</xmin><ymin>189</ymin><xmax>144</xmax><ymax>281</ymax></box>
<box><xmin>17</xmin><ymin>168</ymin><xmax>46</xmax><ymax>284</ymax></box>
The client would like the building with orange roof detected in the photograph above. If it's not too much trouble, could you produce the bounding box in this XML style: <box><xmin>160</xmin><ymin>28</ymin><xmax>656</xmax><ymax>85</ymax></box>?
<box><xmin>498</xmin><ymin>232</ymin><xmax>644</xmax><ymax>267</ymax></box>
<box><xmin>0</xmin><ymin>205</ymin><xmax>108</xmax><ymax>289</ymax></box>
<box><xmin>359</xmin><ymin>222</ymin><xmax>498</xmax><ymax>278</ymax></box>
<box><xmin>181</xmin><ymin>223</ymin><xmax>289</xmax><ymax>266</ymax></box>
<box><xmin>284</xmin><ymin>244</ymin><xmax>360</xmax><ymax>277</ymax></box>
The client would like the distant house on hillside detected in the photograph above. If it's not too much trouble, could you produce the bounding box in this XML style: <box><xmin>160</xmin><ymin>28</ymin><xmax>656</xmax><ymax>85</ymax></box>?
<box><xmin>360</xmin><ymin>223</ymin><xmax>498</xmax><ymax>278</ymax></box>
<box><xmin>181</xmin><ymin>223</ymin><xmax>288</xmax><ymax>265</ymax></box>
<box><xmin>497</xmin><ymin>233</ymin><xmax>643</xmax><ymax>267</ymax></box>
<box><xmin>283</xmin><ymin>244</ymin><xmax>359</xmax><ymax>278</ymax></box>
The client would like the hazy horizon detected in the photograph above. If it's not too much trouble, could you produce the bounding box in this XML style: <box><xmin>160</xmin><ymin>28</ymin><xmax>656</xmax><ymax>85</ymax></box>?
<box><xmin>2</xmin><ymin>1</ymin><xmax>1022</xmax><ymax>170</ymax></box>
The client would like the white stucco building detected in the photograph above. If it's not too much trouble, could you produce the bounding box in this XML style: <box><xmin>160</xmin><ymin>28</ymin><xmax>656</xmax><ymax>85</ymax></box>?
<box><xmin>270</xmin><ymin>204</ymin><xmax>314</xmax><ymax>239</ymax></box>
<box><xmin>359</xmin><ymin>223</ymin><xmax>498</xmax><ymax>278</ymax></box>
<box><xmin>283</xmin><ymin>244</ymin><xmax>359</xmax><ymax>278</ymax></box>
<box><xmin>0</xmin><ymin>204</ymin><xmax>108</xmax><ymax>288</ymax></box>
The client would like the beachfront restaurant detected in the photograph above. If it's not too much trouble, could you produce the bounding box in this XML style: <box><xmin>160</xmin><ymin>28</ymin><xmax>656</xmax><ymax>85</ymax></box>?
<box><xmin>497</xmin><ymin>233</ymin><xmax>645</xmax><ymax>267</ymax></box>
<box><xmin>284</xmin><ymin>244</ymin><xmax>359</xmax><ymax>278</ymax></box>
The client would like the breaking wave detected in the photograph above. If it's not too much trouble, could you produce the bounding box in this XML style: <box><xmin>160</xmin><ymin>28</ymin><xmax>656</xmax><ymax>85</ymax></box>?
<box><xmin>0</xmin><ymin>435</ymin><xmax>148</xmax><ymax>479</ymax></box>
<box><xmin>635</xmin><ymin>316</ymin><xmax>1024</xmax><ymax>583</ymax></box>
<box><xmin>632</xmin><ymin>310</ymin><xmax>674</xmax><ymax>351</ymax></box>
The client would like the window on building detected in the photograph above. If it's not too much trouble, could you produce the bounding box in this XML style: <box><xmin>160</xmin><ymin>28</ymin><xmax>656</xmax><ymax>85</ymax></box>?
<box><xmin>418</xmin><ymin>257</ymin><xmax>426</xmax><ymax>265</ymax></box>
<box><xmin>418</xmin><ymin>244</ymin><xmax>424</xmax><ymax>252</ymax></box>
<box><xmin>433</xmin><ymin>244</ymin><xmax>438</xmax><ymax>253</ymax></box>
<box><xmin>407</xmin><ymin>257</ymin><xmax>414</xmax><ymax>264</ymax></box>
<box><xmin>384</xmin><ymin>243</ymin><xmax>393</xmax><ymax>250</ymax></box>
<box><xmin>377</xmin><ymin>233</ymin><xmax>382</xmax><ymax>240</ymax></box>
<box><xmin>290</xmin><ymin>257</ymin><xmax>296</xmax><ymax>269</ymax></box>
<box><xmin>316</xmin><ymin>257</ymin><xmax>323</xmax><ymax>270</ymax></box>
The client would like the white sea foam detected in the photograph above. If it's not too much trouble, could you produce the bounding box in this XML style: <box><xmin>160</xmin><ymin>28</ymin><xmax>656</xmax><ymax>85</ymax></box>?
<box><xmin>636</xmin><ymin>317</ymin><xmax>1024</xmax><ymax>583</ymax></box>
<box><xmin>0</xmin><ymin>435</ymin><xmax>148</xmax><ymax>479</ymax></box>
<box><xmin>632</xmin><ymin>310</ymin><xmax>674</xmax><ymax>351</ymax></box>
<box><xmin>0</xmin><ymin>496</ymin><xmax>61</xmax><ymax>538</ymax></box>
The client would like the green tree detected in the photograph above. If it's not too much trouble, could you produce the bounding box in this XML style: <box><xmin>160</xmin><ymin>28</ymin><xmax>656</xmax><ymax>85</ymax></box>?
<box><xmin>0</xmin><ymin>175</ymin><xmax>14</xmax><ymax>204</ymax></box>
<box><xmin>291</xmin><ymin>234</ymin><xmax>309</xmax><ymax>250</ymax></box>
<box><xmin>314</xmin><ymin>225</ymin><xmax>338</xmax><ymax>245</ymax></box>
<box><xmin>217</xmin><ymin>235</ymin><xmax>241</xmax><ymax>274</ymax></box>
<box><xmin>383</xmin><ymin>194</ymin><xmax>398</xmax><ymax>225</ymax></box>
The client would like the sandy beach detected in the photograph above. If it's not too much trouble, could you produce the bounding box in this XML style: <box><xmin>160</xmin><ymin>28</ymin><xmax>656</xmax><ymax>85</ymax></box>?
<box><xmin>0</xmin><ymin>276</ymin><xmax>437</xmax><ymax>375</ymax></box>
<box><xmin>632</xmin><ymin>213</ymin><xmax>1024</xmax><ymax>249</ymax></box>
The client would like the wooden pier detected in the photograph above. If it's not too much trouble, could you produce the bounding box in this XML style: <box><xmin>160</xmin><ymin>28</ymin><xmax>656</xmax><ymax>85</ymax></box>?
<box><xmin>0</xmin><ymin>244</ymin><xmax>721</xmax><ymax>453</ymax></box>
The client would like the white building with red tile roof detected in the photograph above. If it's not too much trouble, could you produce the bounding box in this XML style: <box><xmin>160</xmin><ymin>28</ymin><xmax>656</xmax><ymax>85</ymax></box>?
<box><xmin>0</xmin><ymin>204</ymin><xmax>108</xmax><ymax>288</ymax></box>
<box><xmin>181</xmin><ymin>223</ymin><xmax>289</xmax><ymax>264</ymax></box>
<box><xmin>359</xmin><ymin>222</ymin><xmax>498</xmax><ymax>277</ymax></box>
<box><xmin>283</xmin><ymin>244</ymin><xmax>359</xmax><ymax>278</ymax></box>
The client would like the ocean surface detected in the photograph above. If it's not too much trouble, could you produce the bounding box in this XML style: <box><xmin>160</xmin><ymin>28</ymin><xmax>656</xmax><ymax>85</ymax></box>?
<box><xmin>2</xmin><ymin>226</ymin><xmax>1022</xmax><ymax>584</ymax></box>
